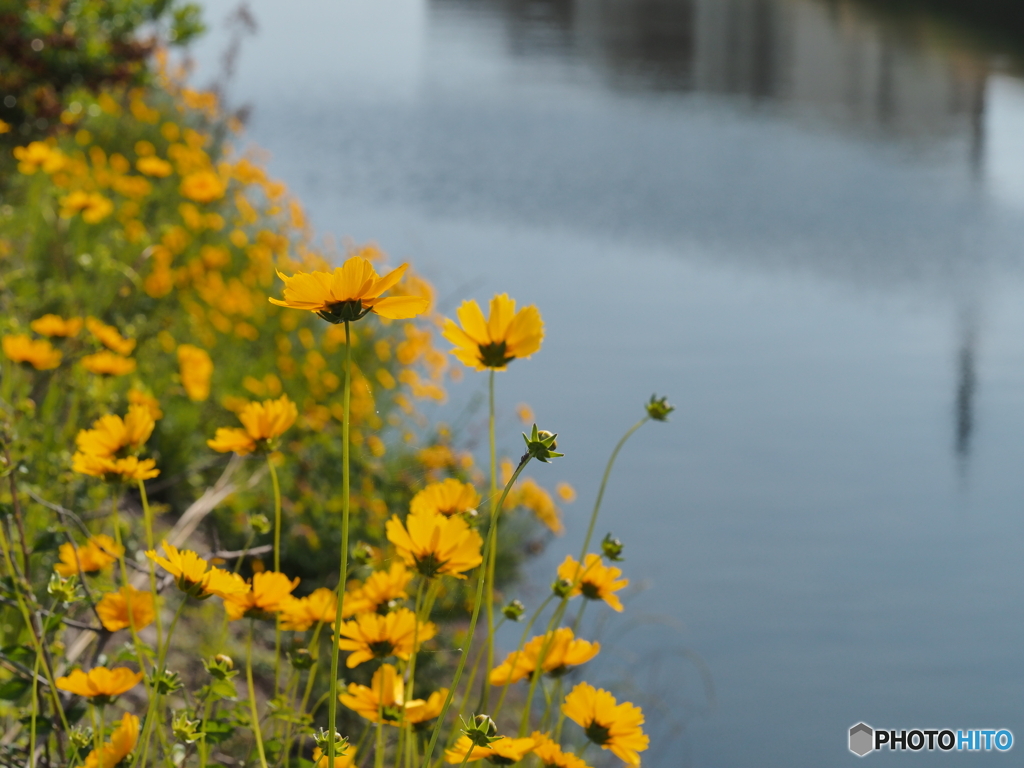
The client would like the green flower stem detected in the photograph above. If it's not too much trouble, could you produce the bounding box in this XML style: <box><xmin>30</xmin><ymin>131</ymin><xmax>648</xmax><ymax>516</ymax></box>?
<box><xmin>0</xmin><ymin>522</ymin><xmax>74</xmax><ymax>753</ymax></box>
<box><xmin>457</xmin><ymin>743</ymin><xmax>476</xmax><ymax>768</ymax></box>
<box><xmin>467</xmin><ymin>617</ymin><xmax>505</xmax><ymax>717</ymax></box>
<box><xmin>268</xmin><ymin>453</ymin><xmax>284</xmax><ymax>698</ymax></box>
<box><xmin>420</xmin><ymin>457</ymin><xmax>531</xmax><ymax>768</ymax></box>
<box><xmin>137</xmin><ymin>477</ymin><xmax>163</xmax><ymax>647</ymax></box>
<box><xmin>327</xmin><ymin>319</ymin><xmax>353</xmax><ymax>764</ymax></box>
<box><xmin>110</xmin><ymin>507</ymin><xmax>149</xmax><ymax>677</ymax></box>
<box><xmin>134</xmin><ymin>598</ymin><xmax>186</xmax><ymax>768</ymax></box>
<box><xmin>246</xmin><ymin>620</ymin><xmax>271</xmax><ymax>768</ymax></box>
<box><xmin>374</xmin><ymin>700</ymin><xmax>385</xmax><ymax>768</ymax></box>
<box><xmin>29</xmin><ymin>650</ymin><xmax>40</xmax><ymax>768</ymax></box>
<box><xmin>396</xmin><ymin>577</ymin><xmax>429</xmax><ymax>768</ymax></box>
<box><xmin>298</xmin><ymin>619</ymin><xmax>326</xmax><ymax>721</ymax></box>
<box><xmin>482</xmin><ymin>370</ymin><xmax>497</xmax><ymax>714</ymax></box>
<box><xmin>490</xmin><ymin>594</ymin><xmax>554</xmax><ymax>722</ymax></box>
<box><xmin>578</xmin><ymin>417</ymin><xmax>648</xmax><ymax>562</ymax></box>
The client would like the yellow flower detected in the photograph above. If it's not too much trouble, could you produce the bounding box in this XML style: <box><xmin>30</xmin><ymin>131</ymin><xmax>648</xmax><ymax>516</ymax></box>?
<box><xmin>508</xmin><ymin>478</ymin><xmax>563</xmax><ymax>535</ymax></box>
<box><xmin>224</xmin><ymin>571</ymin><xmax>300</xmax><ymax>621</ymax></box>
<box><xmin>85</xmin><ymin>317</ymin><xmax>137</xmax><ymax>355</ymax></box>
<box><xmin>137</xmin><ymin>156</ymin><xmax>173</xmax><ymax>177</ymax></box>
<box><xmin>279</xmin><ymin>587</ymin><xmax>337</xmax><ymax>631</ymax></box>
<box><xmin>30</xmin><ymin>314</ymin><xmax>83</xmax><ymax>337</ymax></box>
<box><xmin>269</xmin><ymin>256</ymin><xmax>430</xmax><ymax>322</ymax></box>
<box><xmin>54</xmin><ymin>535</ymin><xmax>123</xmax><ymax>577</ymax></box>
<box><xmin>146</xmin><ymin>541</ymin><xmax>249</xmax><ymax>600</ymax></box>
<box><xmin>339</xmin><ymin>662</ymin><xmax>405</xmax><ymax>723</ymax></box>
<box><xmin>59</xmin><ymin>190</ymin><xmax>114</xmax><ymax>223</ymax></box>
<box><xmin>2</xmin><ymin>334</ymin><xmax>62</xmax><ymax>370</ymax></box>
<box><xmin>489</xmin><ymin>628</ymin><xmax>599</xmax><ymax>686</ymax></box>
<box><xmin>77</xmin><ymin>712</ymin><xmax>139</xmax><ymax>768</ymax></box>
<box><xmin>177</xmin><ymin>344</ymin><xmax>213</xmax><ymax>401</ymax></box>
<box><xmin>56</xmin><ymin>666</ymin><xmax>143</xmax><ymax>701</ymax></box>
<box><xmin>128</xmin><ymin>388</ymin><xmax>164</xmax><ymax>420</ymax></box>
<box><xmin>410</xmin><ymin>479</ymin><xmax>480</xmax><ymax>518</ymax></box>
<box><xmin>557</xmin><ymin>554</ymin><xmax>628</xmax><ymax>612</ymax></box>
<box><xmin>74</xmin><ymin>406</ymin><xmax>156</xmax><ymax>459</ymax></box>
<box><xmin>562</xmin><ymin>683</ymin><xmax>648</xmax><ymax>766</ymax></box>
<box><xmin>13</xmin><ymin>141</ymin><xmax>64</xmax><ymax>174</ymax></box>
<box><xmin>81</xmin><ymin>350</ymin><xmax>136</xmax><ymax>376</ymax></box>
<box><xmin>207</xmin><ymin>394</ymin><xmax>298</xmax><ymax>455</ymax></box>
<box><xmin>531</xmin><ymin>732</ymin><xmax>592</xmax><ymax>768</ymax></box>
<box><xmin>180</xmin><ymin>170</ymin><xmax>226</xmax><ymax>202</ymax></box>
<box><xmin>445</xmin><ymin>736</ymin><xmax>536</xmax><ymax>765</ymax></box>
<box><xmin>404</xmin><ymin>688</ymin><xmax>448</xmax><ymax>726</ymax></box>
<box><xmin>385</xmin><ymin>509</ymin><xmax>483</xmax><ymax>579</ymax></box>
<box><xmin>96</xmin><ymin>585</ymin><xmax>156</xmax><ymax>632</ymax></box>
<box><xmin>555</xmin><ymin>483</ymin><xmax>576</xmax><ymax>503</ymax></box>
<box><xmin>0</xmin><ymin>119</ymin><xmax>9</xmax><ymax>134</ymax></box>
<box><xmin>312</xmin><ymin>746</ymin><xmax>357</xmax><ymax>768</ymax></box>
<box><xmin>71</xmin><ymin>454</ymin><xmax>160</xmax><ymax>481</ymax></box>
<box><xmin>342</xmin><ymin>561</ymin><xmax>413</xmax><ymax>617</ymax></box>
<box><xmin>442</xmin><ymin>294</ymin><xmax>543</xmax><ymax>370</ymax></box>
<box><xmin>337</xmin><ymin>607</ymin><xmax>437</xmax><ymax>668</ymax></box>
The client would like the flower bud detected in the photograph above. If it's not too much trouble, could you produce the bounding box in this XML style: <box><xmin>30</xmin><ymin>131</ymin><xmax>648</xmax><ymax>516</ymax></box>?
<box><xmin>552</xmin><ymin>578</ymin><xmax>573</xmax><ymax>598</ymax></box>
<box><xmin>523</xmin><ymin>424</ymin><xmax>564</xmax><ymax>463</ymax></box>
<box><xmin>314</xmin><ymin>728</ymin><xmax>349</xmax><ymax>754</ymax></box>
<box><xmin>351</xmin><ymin>541</ymin><xmax>375</xmax><ymax>566</ymax></box>
<box><xmin>645</xmin><ymin>394</ymin><xmax>675</xmax><ymax>422</ymax></box>
<box><xmin>68</xmin><ymin>726</ymin><xmax>93</xmax><ymax>753</ymax></box>
<box><xmin>502</xmin><ymin>599</ymin><xmax>525</xmax><ymax>621</ymax></box>
<box><xmin>172</xmin><ymin>711</ymin><xmax>201</xmax><ymax>743</ymax></box>
<box><xmin>249</xmin><ymin>513</ymin><xmax>272</xmax><ymax>535</ymax></box>
<box><xmin>47</xmin><ymin>572</ymin><xmax>81</xmax><ymax>606</ymax></box>
<box><xmin>289</xmin><ymin>647</ymin><xmax>314</xmax><ymax>670</ymax></box>
<box><xmin>203</xmin><ymin>655</ymin><xmax>237</xmax><ymax>681</ymax></box>
<box><xmin>150</xmin><ymin>668</ymin><xmax>183</xmax><ymax>695</ymax></box>
<box><xmin>601</xmin><ymin>533</ymin><xmax>624</xmax><ymax>562</ymax></box>
<box><xmin>462</xmin><ymin>714</ymin><xmax>500</xmax><ymax>747</ymax></box>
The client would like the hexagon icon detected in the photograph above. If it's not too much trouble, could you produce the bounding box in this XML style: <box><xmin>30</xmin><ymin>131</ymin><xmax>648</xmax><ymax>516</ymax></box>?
<box><xmin>849</xmin><ymin>723</ymin><xmax>874</xmax><ymax>757</ymax></box>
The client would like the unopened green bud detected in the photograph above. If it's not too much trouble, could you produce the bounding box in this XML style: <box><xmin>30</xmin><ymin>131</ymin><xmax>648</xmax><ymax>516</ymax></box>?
<box><xmin>601</xmin><ymin>533</ymin><xmax>624</xmax><ymax>562</ymax></box>
<box><xmin>249</xmin><ymin>513</ymin><xmax>272</xmax><ymax>535</ymax></box>
<box><xmin>172</xmin><ymin>711</ymin><xmax>201</xmax><ymax>743</ymax></box>
<box><xmin>69</xmin><ymin>726</ymin><xmax>93</xmax><ymax>752</ymax></box>
<box><xmin>150</xmin><ymin>668</ymin><xmax>182</xmax><ymax>695</ymax></box>
<box><xmin>523</xmin><ymin>425</ymin><xmax>564</xmax><ymax>463</ymax></box>
<box><xmin>645</xmin><ymin>394</ymin><xmax>675</xmax><ymax>422</ymax></box>
<box><xmin>502</xmin><ymin>599</ymin><xmax>525</xmax><ymax>621</ymax></box>
<box><xmin>289</xmin><ymin>647</ymin><xmax>314</xmax><ymax>670</ymax></box>
<box><xmin>462</xmin><ymin>714</ymin><xmax>499</xmax><ymax>747</ymax></box>
<box><xmin>552</xmin><ymin>578</ymin><xmax>573</xmax><ymax>599</ymax></box>
<box><xmin>47</xmin><ymin>572</ymin><xmax>81</xmax><ymax>606</ymax></box>
<box><xmin>314</xmin><ymin>728</ymin><xmax>349</xmax><ymax>754</ymax></box>
<box><xmin>351</xmin><ymin>541</ymin><xmax>375</xmax><ymax>566</ymax></box>
<box><xmin>203</xmin><ymin>655</ymin><xmax>237</xmax><ymax>680</ymax></box>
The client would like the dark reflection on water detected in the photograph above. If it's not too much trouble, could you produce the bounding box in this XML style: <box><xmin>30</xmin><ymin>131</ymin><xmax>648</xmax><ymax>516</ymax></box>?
<box><xmin>192</xmin><ymin>0</ymin><xmax>1024</xmax><ymax>765</ymax></box>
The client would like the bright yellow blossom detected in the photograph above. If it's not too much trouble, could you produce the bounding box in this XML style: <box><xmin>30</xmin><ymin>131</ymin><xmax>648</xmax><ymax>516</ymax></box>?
<box><xmin>2</xmin><ymin>334</ymin><xmax>62</xmax><ymax>370</ymax></box>
<box><xmin>557</xmin><ymin>554</ymin><xmax>628</xmax><ymax>612</ymax></box>
<box><xmin>177</xmin><ymin>344</ymin><xmax>213</xmax><ymax>401</ymax></box>
<box><xmin>76</xmin><ymin>712</ymin><xmax>139</xmax><ymax>768</ymax></box>
<box><xmin>339</xmin><ymin>662</ymin><xmax>405</xmax><ymax>723</ymax></box>
<box><xmin>224</xmin><ymin>571</ymin><xmax>300</xmax><ymax>621</ymax></box>
<box><xmin>562</xmin><ymin>682</ymin><xmax>648</xmax><ymax>766</ymax></box>
<box><xmin>342</xmin><ymin>561</ymin><xmax>412</xmax><ymax>617</ymax></box>
<box><xmin>385</xmin><ymin>509</ymin><xmax>483</xmax><ymax>579</ymax></box>
<box><xmin>445</xmin><ymin>735</ymin><xmax>536</xmax><ymax>764</ymax></box>
<box><xmin>137</xmin><ymin>156</ymin><xmax>173</xmax><ymax>177</ymax></box>
<box><xmin>207</xmin><ymin>394</ymin><xmax>298</xmax><ymax>455</ymax></box>
<box><xmin>180</xmin><ymin>170</ymin><xmax>226</xmax><ymax>202</ymax></box>
<box><xmin>85</xmin><ymin>317</ymin><xmax>137</xmax><ymax>355</ymax></box>
<box><xmin>337</xmin><ymin>607</ymin><xmax>437</xmax><ymax>668</ymax></box>
<box><xmin>410</xmin><ymin>479</ymin><xmax>481</xmax><ymax>518</ymax></box>
<box><xmin>442</xmin><ymin>293</ymin><xmax>543</xmax><ymax>370</ymax></box>
<box><xmin>56</xmin><ymin>666</ymin><xmax>143</xmax><ymax>701</ymax></box>
<box><xmin>54</xmin><ymin>535</ymin><xmax>123</xmax><ymax>577</ymax></box>
<box><xmin>128</xmin><ymin>388</ymin><xmax>164</xmax><ymax>420</ymax></box>
<box><xmin>279</xmin><ymin>587</ymin><xmax>337</xmax><ymax>631</ymax></box>
<box><xmin>59</xmin><ymin>190</ymin><xmax>114</xmax><ymax>223</ymax></box>
<box><xmin>30</xmin><ymin>314</ymin><xmax>83</xmax><ymax>337</ymax></box>
<box><xmin>269</xmin><ymin>256</ymin><xmax>430</xmax><ymax>322</ymax></box>
<box><xmin>74</xmin><ymin>405</ymin><xmax>155</xmax><ymax>459</ymax></box>
<box><xmin>146</xmin><ymin>541</ymin><xmax>249</xmax><ymax>600</ymax></box>
<box><xmin>71</xmin><ymin>454</ymin><xmax>160</xmax><ymax>481</ymax></box>
<box><xmin>489</xmin><ymin>628</ymin><xmax>599</xmax><ymax>686</ymax></box>
<box><xmin>81</xmin><ymin>350</ymin><xmax>136</xmax><ymax>376</ymax></box>
<box><xmin>531</xmin><ymin>732</ymin><xmax>592</xmax><ymax>768</ymax></box>
<box><xmin>96</xmin><ymin>585</ymin><xmax>156</xmax><ymax>632</ymax></box>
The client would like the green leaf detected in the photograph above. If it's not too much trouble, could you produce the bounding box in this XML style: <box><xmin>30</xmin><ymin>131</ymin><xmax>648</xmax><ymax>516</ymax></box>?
<box><xmin>1</xmin><ymin>644</ymin><xmax>35</xmax><ymax>666</ymax></box>
<box><xmin>0</xmin><ymin>677</ymin><xmax>31</xmax><ymax>701</ymax></box>
<box><xmin>201</xmin><ymin>720</ymin><xmax>235</xmax><ymax>744</ymax></box>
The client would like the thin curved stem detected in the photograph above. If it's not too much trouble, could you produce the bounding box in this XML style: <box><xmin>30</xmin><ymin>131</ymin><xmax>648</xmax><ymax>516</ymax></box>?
<box><xmin>490</xmin><ymin>594</ymin><xmax>553</xmax><ymax>722</ymax></box>
<box><xmin>268</xmin><ymin>456</ymin><xmax>283</xmax><ymax>696</ymax></box>
<box><xmin>137</xmin><ymin>478</ymin><xmax>163</xmax><ymax>648</ymax></box>
<box><xmin>247</xmin><ymin>621</ymin><xmax>270</xmax><ymax>768</ymax></box>
<box><xmin>420</xmin><ymin>458</ymin><xmax>531</xmax><ymax>768</ymax></box>
<box><xmin>482</xmin><ymin>370</ymin><xmax>497</xmax><ymax>713</ymax></box>
<box><xmin>327</xmin><ymin>320</ymin><xmax>353</xmax><ymax>763</ymax></box>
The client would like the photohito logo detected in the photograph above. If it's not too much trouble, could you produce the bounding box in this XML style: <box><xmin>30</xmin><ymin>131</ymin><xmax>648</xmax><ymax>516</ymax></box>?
<box><xmin>848</xmin><ymin>723</ymin><xmax>1013</xmax><ymax>757</ymax></box>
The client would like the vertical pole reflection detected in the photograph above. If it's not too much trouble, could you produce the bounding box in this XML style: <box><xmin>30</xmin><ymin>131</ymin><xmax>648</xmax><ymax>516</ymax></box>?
<box><xmin>954</xmin><ymin>320</ymin><xmax>976</xmax><ymax>466</ymax></box>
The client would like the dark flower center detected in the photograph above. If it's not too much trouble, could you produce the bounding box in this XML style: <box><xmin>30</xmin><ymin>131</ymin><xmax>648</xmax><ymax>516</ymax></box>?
<box><xmin>486</xmin><ymin>756</ymin><xmax>517</xmax><ymax>766</ymax></box>
<box><xmin>546</xmin><ymin>665</ymin><xmax>568</xmax><ymax>678</ymax></box>
<box><xmin>318</xmin><ymin>300</ymin><xmax>370</xmax><ymax>324</ymax></box>
<box><xmin>580</xmin><ymin>582</ymin><xmax>602</xmax><ymax>600</ymax></box>
<box><xmin>478</xmin><ymin>341</ymin><xmax>514</xmax><ymax>369</ymax></box>
<box><xmin>368</xmin><ymin>640</ymin><xmax>396</xmax><ymax>658</ymax></box>
<box><xmin>414</xmin><ymin>553</ymin><xmax>445</xmax><ymax>579</ymax></box>
<box><xmin>381</xmin><ymin>705</ymin><xmax>404</xmax><ymax>723</ymax></box>
<box><xmin>585</xmin><ymin>720</ymin><xmax>611</xmax><ymax>746</ymax></box>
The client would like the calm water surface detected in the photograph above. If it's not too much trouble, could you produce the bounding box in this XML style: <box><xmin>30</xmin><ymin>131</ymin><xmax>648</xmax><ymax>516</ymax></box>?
<box><xmin>193</xmin><ymin>2</ymin><xmax>1024</xmax><ymax>764</ymax></box>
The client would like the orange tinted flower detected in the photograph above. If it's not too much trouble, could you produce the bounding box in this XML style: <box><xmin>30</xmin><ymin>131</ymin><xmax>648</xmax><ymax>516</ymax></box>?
<box><xmin>445</xmin><ymin>736</ymin><xmax>536</xmax><ymax>764</ymax></box>
<box><xmin>385</xmin><ymin>510</ymin><xmax>483</xmax><ymax>579</ymax></box>
<box><xmin>96</xmin><ymin>585</ymin><xmax>156</xmax><ymax>632</ymax></box>
<box><xmin>531</xmin><ymin>732</ymin><xmax>592</xmax><ymax>768</ymax></box>
<box><xmin>337</xmin><ymin>608</ymin><xmax>436</xmax><ymax>668</ymax></box>
<box><xmin>342</xmin><ymin>561</ymin><xmax>412</xmax><ymax>617</ymax></box>
<box><xmin>177</xmin><ymin>344</ymin><xmax>213</xmax><ymax>401</ymax></box>
<box><xmin>207</xmin><ymin>394</ymin><xmax>297</xmax><ymax>455</ymax></box>
<box><xmin>54</xmin><ymin>535</ymin><xmax>122</xmax><ymax>577</ymax></box>
<box><xmin>81</xmin><ymin>350</ymin><xmax>136</xmax><ymax>376</ymax></box>
<box><xmin>489</xmin><ymin>628</ymin><xmax>599</xmax><ymax>686</ymax></box>
<box><xmin>279</xmin><ymin>587</ymin><xmax>337</xmax><ymax>631</ymax></box>
<box><xmin>562</xmin><ymin>683</ymin><xmax>648</xmax><ymax>766</ymax></box>
<box><xmin>2</xmin><ymin>334</ymin><xmax>62</xmax><ymax>370</ymax></box>
<box><xmin>224</xmin><ymin>571</ymin><xmax>300</xmax><ymax>621</ymax></box>
<box><xmin>56</xmin><ymin>666</ymin><xmax>143</xmax><ymax>701</ymax></box>
<box><xmin>85</xmin><ymin>317</ymin><xmax>136</xmax><ymax>355</ymax></box>
<box><xmin>180</xmin><ymin>170</ymin><xmax>226</xmax><ymax>202</ymax></box>
<box><xmin>77</xmin><ymin>712</ymin><xmax>139</xmax><ymax>768</ymax></box>
<box><xmin>410</xmin><ymin>479</ymin><xmax>480</xmax><ymax>518</ymax></box>
<box><xmin>146</xmin><ymin>541</ymin><xmax>249</xmax><ymax>600</ymax></box>
<box><xmin>30</xmin><ymin>314</ymin><xmax>83</xmax><ymax>337</ymax></box>
<box><xmin>556</xmin><ymin>554</ymin><xmax>628</xmax><ymax>612</ymax></box>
